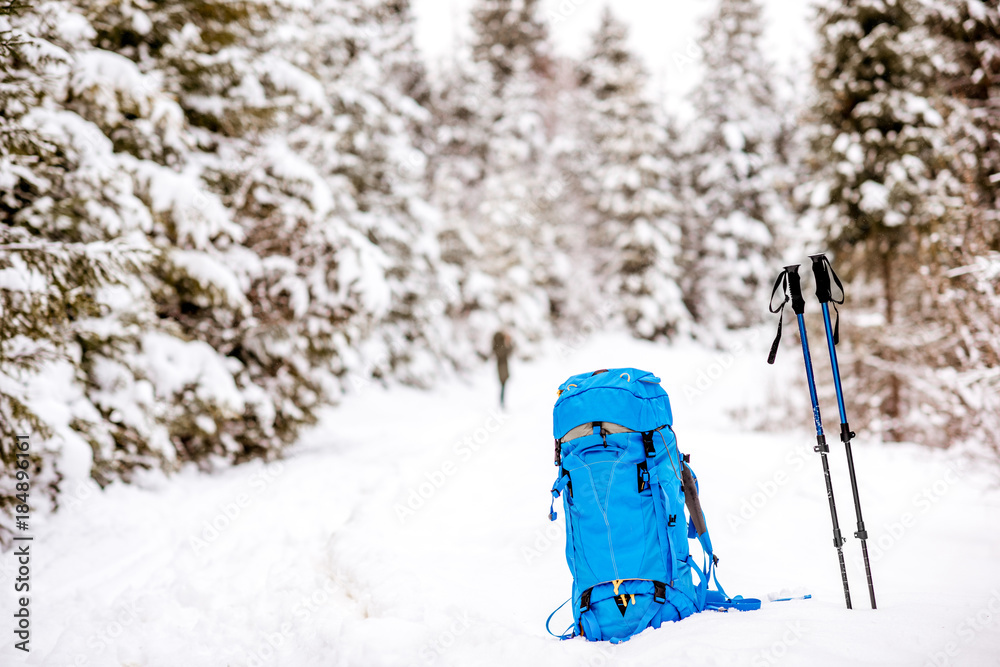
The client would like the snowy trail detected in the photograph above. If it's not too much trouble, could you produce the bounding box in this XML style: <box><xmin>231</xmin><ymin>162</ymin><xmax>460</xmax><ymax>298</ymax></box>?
<box><xmin>5</xmin><ymin>332</ymin><xmax>1000</xmax><ymax>667</ymax></box>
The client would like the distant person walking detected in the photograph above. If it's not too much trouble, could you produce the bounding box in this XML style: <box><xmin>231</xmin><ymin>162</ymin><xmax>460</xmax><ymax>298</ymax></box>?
<box><xmin>492</xmin><ymin>329</ymin><xmax>513</xmax><ymax>408</ymax></box>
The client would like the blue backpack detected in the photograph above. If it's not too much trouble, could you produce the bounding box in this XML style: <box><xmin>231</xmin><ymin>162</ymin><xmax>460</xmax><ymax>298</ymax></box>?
<box><xmin>546</xmin><ymin>368</ymin><xmax>760</xmax><ymax>643</ymax></box>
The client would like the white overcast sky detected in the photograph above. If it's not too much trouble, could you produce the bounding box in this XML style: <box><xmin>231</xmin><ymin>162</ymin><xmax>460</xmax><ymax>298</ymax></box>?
<box><xmin>411</xmin><ymin>0</ymin><xmax>815</xmax><ymax>118</ymax></box>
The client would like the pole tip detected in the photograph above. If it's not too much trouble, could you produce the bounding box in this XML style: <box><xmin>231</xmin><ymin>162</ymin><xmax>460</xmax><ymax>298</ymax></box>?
<box><xmin>808</xmin><ymin>253</ymin><xmax>827</xmax><ymax>261</ymax></box>
<box><xmin>783</xmin><ymin>264</ymin><xmax>800</xmax><ymax>272</ymax></box>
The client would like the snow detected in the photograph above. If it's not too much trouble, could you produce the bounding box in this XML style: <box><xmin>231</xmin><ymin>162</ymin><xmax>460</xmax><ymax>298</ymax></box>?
<box><xmin>70</xmin><ymin>49</ymin><xmax>159</xmax><ymax>120</ymax></box>
<box><xmin>722</xmin><ymin>122</ymin><xmax>746</xmax><ymax>152</ymax></box>
<box><xmin>24</xmin><ymin>358</ymin><xmax>100</xmax><ymax>483</ymax></box>
<box><xmin>139</xmin><ymin>330</ymin><xmax>247</xmax><ymax>417</ymax></box>
<box><xmin>0</xmin><ymin>254</ymin><xmax>46</xmax><ymax>293</ymax></box>
<box><xmin>258</xmin><ymin>54</ymin><xmax>328</xmax><ymax>112</ymax></box>
<box><xmin>261</xmin><ymin>139</ymin><xmax>334</xmax><ymax>220</ymax></box>
<box><xmin>5</xmin><ymin>331</ymin><xmax>999</xmax><ymax>666</ymax></box>
<box><xmin>335</xmin><ymin>233</ymin><xmax>393</xmax><ymax>318</ymax></box>
<box><xmin>168</xmin><ymin>249</ymin><xmax>248</xmax><ymax>309</ymax></box>
<box><xmin>128</xmin><ymin>160</ymin><xmax>240</xmax><ymax>248</ymax></box>
<box><xmin>24</xmin><ymin>107</ymin><xmax>115</xmax><ymax>168</ymax></box>
<box><xmin>859</xmin><ymin>180</ymin><xmax>890</xmax><ymax>213</ymax></box>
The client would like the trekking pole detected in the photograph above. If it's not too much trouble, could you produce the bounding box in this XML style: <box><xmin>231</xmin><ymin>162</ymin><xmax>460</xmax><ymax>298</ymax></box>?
<box><xmin>767</xmin><ymin>265</ymin><xmax>852</xmax><ymax>610</ymax></box>
<box><xmin>809</xmin><ymin>253</ymin><xmax>877</xmax><ymax>610</ymax></box>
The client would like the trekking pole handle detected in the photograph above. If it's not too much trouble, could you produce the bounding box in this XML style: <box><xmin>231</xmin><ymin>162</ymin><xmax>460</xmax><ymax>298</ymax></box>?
<box><xmin>809</xmin><ymin>254</ymin><xmax>833</xmax><ymax>304</ymax></box>
<box><xmin>766</xmin><ymin>264</ymin><xmax>805</xmax><ymax>365</ymax></box>
<box><xmin>784</xmin><ymin>265</ymin><xmax>806</xmax><ymax>315</ymax></box>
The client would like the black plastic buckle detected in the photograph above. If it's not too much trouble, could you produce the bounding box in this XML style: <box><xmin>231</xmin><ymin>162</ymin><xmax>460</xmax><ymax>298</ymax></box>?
<box><xmin>653</xmin><ymin>581</ymin><xmax>666</xmax><ymax>604</ymax></box>
<box><xmin>594</xmin><ymin>421</ymin><xmax>608</xmax><ymax>447</ymax></box>
<box><xmin>580</xmin><ymin>588</ymin><xmax>592</xmax><ymax>611</ymax></box>
<box><xmin>637</xmin><ymin>461</ymin><xmax>649</xmax><ymax>492</ymax></box>
<box><xmin>562</xmin><ymin>466</ymin><xmax>572</xmax><ymax>498</ymax></box>
<box><xmin>668</xmin><ymin>514</ymin><xmax>677</xmax><ymax>527</ymax></box>
<box><xmin>642</xmin><ymin>431</ymin><xmax>655</xmax><ymax>457</ymax></box>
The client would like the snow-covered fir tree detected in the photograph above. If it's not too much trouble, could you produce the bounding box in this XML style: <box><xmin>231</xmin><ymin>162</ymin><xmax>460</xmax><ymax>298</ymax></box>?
<box><xmin>575</xmin><ymin>7</ymin><xmax>689</xmax><ymax>340</ymax></box>
<box><xmin>427</xmin><ymin>0</ymin><xmax>570</xmax><ymax>353</ymax></box>
<box><xmin>365</xmin><ymin>0</ymin><xmax>432</xmax><ymax>107</ymax></box>
<box><xmin>683</xmin><ymin>0</ymin><xmax>788</xmax><ymax>340</ymax></box>
<box><xmin>6</xmin><ymin>0</ymin><xmax>994</xmax><ymax>553</ymax></box>
<box><xmin>282</xmin><ymin>0</ymin><xmax>456</xmax><ymax>387</ymax></box>
<box><xmin>805</xmin><ymin>0</ymin><xmax>960</xmax><ymax>306</ymax></box>
<box><xmin>930</xmin><ymin>0</ymin><xmax>1000</xmax><ymax>232</ymax></box>
<box><xmin>75</xmin><ymin>0</ymin><xmax>311</xmax><ymax>465</ymax></box>
<box><xmin>0</xmin><ymin>0</ymin><xmax>159</xmax><ymax>543</ymax></box>
<box><xmin>540</xmin><ymin>56</ymin><xmax>610</xmax><ymax>332</ymax></box>
<box><xmin>803</xmin><ymin>0</ymin><xmax>963</xmax><ymax>440</ymax></box>
<box><xmin>902</xmin><ymin>0</ymin><xmax>1000</xmax><ymax>449</ymax></box>
<box><xmin>470</xmin><ymin>0</ymin><xmax>550</xmax><ymax>84</ymax></box>
<box><xmin>1</xmin><ymin>0</ymin><xmax>468</xmax><ymax>534</ymax></box>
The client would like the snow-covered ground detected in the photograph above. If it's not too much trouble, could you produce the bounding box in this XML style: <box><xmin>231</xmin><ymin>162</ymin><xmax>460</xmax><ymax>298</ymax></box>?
<box><xmin>4</xmin><ymin>331</ymin><xmax>1000</xmax><ymax>667</ymax></box>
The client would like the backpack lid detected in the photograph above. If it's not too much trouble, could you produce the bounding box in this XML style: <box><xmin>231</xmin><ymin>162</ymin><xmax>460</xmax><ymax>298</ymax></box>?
<box><xmin>553</xmin><ymin>367</ymin><xmax>673</xmax><ymax>440</ymax></box>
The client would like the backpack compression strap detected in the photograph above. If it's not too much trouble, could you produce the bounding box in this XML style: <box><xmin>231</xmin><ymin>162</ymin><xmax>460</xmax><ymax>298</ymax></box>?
<box><xmin>545</xmin><ymin>597</ymin><xmax>575</xmax><ymax>640</ymax></box>
<box><xmin>607</xmin><ymin>591</ymin><xmax>665</xmax><ymax>644</ymax></box>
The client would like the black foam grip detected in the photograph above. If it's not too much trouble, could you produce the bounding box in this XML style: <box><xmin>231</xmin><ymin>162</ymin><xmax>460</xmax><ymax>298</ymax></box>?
<box><xmin>786</xmin><ymin>266</ymin><xmax>806</xmax><ymax>315</ymax></box>
<box><xmin>811</xmin><ymin>254</ymin><xmax>832</xmax><ymax>304</ymax></box>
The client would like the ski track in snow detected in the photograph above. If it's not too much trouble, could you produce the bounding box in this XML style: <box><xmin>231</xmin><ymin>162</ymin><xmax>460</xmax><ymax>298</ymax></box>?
<box><xmin>4</xmin><ymin>332</ymin><xmax>1000</xmax><ymax>667</ymax></box>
